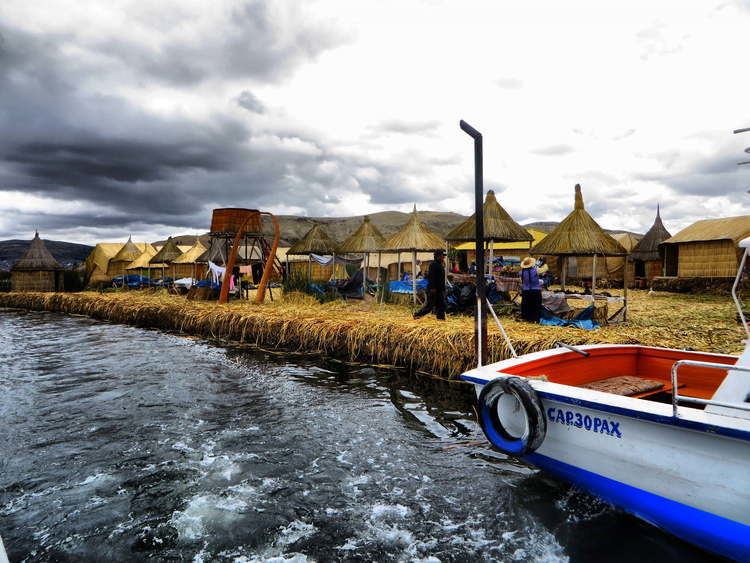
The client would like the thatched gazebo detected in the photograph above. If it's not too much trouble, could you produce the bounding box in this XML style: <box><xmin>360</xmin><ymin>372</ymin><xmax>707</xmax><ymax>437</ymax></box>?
<box><xmin>171</xmin><ymin>239</ymin><xmax>208</xmax><ymax>281</ymax></box>
<box><xmin>339</xmin><ymin>216</ymin><xmax>387</xmax><ymax>292</ymax></box>
<box><xmin>126</xmin><ymin>244</ymin><xmax>158</xmax><ymax>281</ymax></box>
<box><xmin>149</xmin><ymin>237</ymin><xmax>184</xmax><ymax>279</ymax></box>
<box><xmin>532</xmin><ymin>184</ymin><xmax>627</xmax><ymax>298</ymax></box>
<box><xmin>630</xmin><ymin>206</ymin><xmax>671</xmax><ymax>283</ymax></box>
<box><xmin>287</xmin><ymin>224</ymin><xmax>344</xmax><ymax>281</ymax></box>
<box><xmin>446</xmin><ymin>189</ymin><xmax>533</xmax><ymax>273</ymax></box>
<box><xmin>106</xmin><ymin>236</ymin><xmax>143</xmax><ymax>278</ymax></box>
<box><xmin>11</xmin><ymin>232</ymin><xmax>64</xmax><ymax>292</ymax></box>
<box><xmin>382</xmin><ymin>205</ymin><xmax>446</xmax><ymax>302</ymax></box>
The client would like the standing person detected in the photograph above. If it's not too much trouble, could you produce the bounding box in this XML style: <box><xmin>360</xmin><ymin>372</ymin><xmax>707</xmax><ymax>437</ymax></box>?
<box><xmin>520</xmin><ymin>256</ymin><xmax>542</xmax><ymax>322</ymax></box>
<box><xmin>413</xmin><ymin>249</ymin><xmax>446</xmax><ymax>321</ymax></box>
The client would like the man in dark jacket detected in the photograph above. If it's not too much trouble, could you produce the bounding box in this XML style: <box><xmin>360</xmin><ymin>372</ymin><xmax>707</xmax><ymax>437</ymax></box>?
<box><xmin>413</xmin><ymin>249</ymin><xmax>446</xmax><ymax>320</ymax></box>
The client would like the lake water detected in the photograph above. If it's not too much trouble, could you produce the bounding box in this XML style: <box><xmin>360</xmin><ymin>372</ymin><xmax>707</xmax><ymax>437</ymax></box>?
<box><xmin>0</xmin><ymin>310</ymin><xmax>717</xmax><ymax>562</ymax></box>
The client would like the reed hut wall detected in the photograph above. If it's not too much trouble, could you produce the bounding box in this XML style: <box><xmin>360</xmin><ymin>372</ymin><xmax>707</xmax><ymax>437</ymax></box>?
<box><xmin>676</xmin><ymin>240</ymin><xmax>740</xmax><ymax>278</ymax></box>
<box><xmin>11</xmin><ymin>270</ymin><xmax>63</xmax><ymax>292</ymax></box>
<box><xmin>288</xmin><ymin>260</ymin><xmax>348</xmax><ymax>281</ymax></box>
<box><xmin>172</xmin><ymin>263</ymin><xmax>208</xmax><ymax>280</ymax></box>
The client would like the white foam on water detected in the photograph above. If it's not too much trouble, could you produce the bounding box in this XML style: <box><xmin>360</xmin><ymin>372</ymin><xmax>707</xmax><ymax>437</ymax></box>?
<box><xmin>370</xmin><ymin>503</ymin><xmax>410</xmax><ymax>520</ymax></box>
<box><xmin>78</xmin><ymin>472</ymin><xmax>111</xmax><ymax>486</ymax></box>
<box><xmin>275</xmin><ymin>520</ymin><xmax>317</xmax><ymax>547</ymax></box>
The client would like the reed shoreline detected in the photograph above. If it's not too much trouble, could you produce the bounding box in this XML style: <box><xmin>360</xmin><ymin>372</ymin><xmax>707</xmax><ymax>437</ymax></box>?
<box><xmin>0</xmin><ymin>290</ymin><xmax>743</xmax><ymax>378</ymax></box>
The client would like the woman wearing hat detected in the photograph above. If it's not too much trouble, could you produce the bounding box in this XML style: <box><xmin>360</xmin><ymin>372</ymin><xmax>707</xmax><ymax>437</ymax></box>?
<box><xmin>520</xmin><ymin>256</ymin><xmax>542</xmax><ymax>322</ymax></box>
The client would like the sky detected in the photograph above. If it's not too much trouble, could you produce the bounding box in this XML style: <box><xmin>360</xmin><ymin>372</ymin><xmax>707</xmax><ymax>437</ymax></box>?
<box><xmin>1</xmin><ymin>0</ymin><xmax>750</xmax><ymax>244</ymax></box>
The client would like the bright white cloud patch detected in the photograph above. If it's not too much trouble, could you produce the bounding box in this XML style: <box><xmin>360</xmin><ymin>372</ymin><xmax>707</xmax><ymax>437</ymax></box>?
<box><xmin>0</xmin><ymin>0</ymin><xmax>749</xmax><ymax>243</ymax></box>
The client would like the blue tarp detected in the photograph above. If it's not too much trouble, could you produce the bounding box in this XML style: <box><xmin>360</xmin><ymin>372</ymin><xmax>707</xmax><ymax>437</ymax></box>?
<box><xmin>540</xmin><ymin>305</ymin><xmax>599</xmax><ymax>330</ymax></box>
<box><xmin>388</xmin><ymin>279</ymin><xmax>428</xmax><ymax>294</ymax></box>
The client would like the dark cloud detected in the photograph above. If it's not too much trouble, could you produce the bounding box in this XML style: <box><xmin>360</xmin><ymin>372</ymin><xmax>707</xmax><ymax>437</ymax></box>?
<box><xmin>88</xmin><ymin>1</ymin><xmax>349</xmax><ymax>85</ymax></box>
<box><xmin>496</xmin><ymin>77</ymin><xmax>523</xmax><ymax>90</ymax></box>
<box><xmin>531</xmin><ymin>144</ymin><xmax>575</xmax><ymax>156</ymax></box>
<box><xmin>638</xmin><ymin>146</ymin><xmax>746</xmax><ymax>197</ymax></box>
<box><xmin>0</xmin><ymin>13</ymin><xmax>424</xmax><ymax>240</ymax></box>
<box><xmin>375</xmin><ymin>120</ymin><xmax>441</xmax><ymax>135</ymax></box>
<box><xmin>237</xmin><ymin>90</ymin><xmax>265</xmax><ymax>113</ymax></box>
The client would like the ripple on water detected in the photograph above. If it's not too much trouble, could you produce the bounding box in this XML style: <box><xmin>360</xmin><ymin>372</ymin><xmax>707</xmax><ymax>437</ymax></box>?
<box><xmin>0</xmin><ymin>310</ymin><xmax>720</xmax><ymax>562</ymax></box>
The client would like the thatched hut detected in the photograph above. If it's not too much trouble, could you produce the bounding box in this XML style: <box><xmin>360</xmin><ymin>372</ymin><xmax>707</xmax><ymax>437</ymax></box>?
<box><xmin>287</xmin><ymin>224</ymin><xmax>346</xmax><ymax>281</ymax></box>
<box><xmin>149</xmin><ymin>237</ymin><xmax>184</xmax><ymax>279</ymax></box>
<box><xmin>11</xmin><ymin>232</ymin><xmax>64</xmax><ymax>292</ymax></box>
<box><xmin>661</xmin><ymin>215</ymin><xmax>750</xmax><ymax>278</ymax></box>
<box><xmin>532</xmin><ymin>184</ymin><xmax>627</xmax><ymax>293</ymax></box>
<box><xmin>382</xmin><ymin>205</ymin><xmax>446</xmax><ymax>301</ymax></box>
<box><xmin>106</xmin><ymin>236</ymin><xmax>143</xmax><ymax>278</ymax></box>
<box><xmin>171</xmin><ymin>240</ymin><xmax>208</xmax><ymax>280</ymax></box>
<box><xmin>125</xmin><ymin>244</ymin><xmax>158</xmax><ymax>279</ymax></box>
<box><xmin>629</xmin><ymin>206</ymin><xmax>671</xmax><ymax>285</ymax></box>
<box><xmin>454</xmin><ymin>228</ymin><xmax>548</xmax><ymax>270</ymax></box>
<box><xmin>339</xmin><ymin>216</ymin><xmax>388</xmax><ymax>290</ymax></box>
<box><xmin>571</xmin><ymin>232</ymin><xmax>640</xmax><ymax>283</ymax></box>
<box><xmin>446</xmin><ymin>189</ymin><xmax>533</xmax><ymax>272</ymax></box>
<box><xmin>85</xmin><ymin>241</ymin><xmax>154</xmax><ymax>285</ymax></box>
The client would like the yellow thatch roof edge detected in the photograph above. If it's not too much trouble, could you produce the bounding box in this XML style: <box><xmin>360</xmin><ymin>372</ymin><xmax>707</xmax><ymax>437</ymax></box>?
<box><xmin>662</xmin><ymin>215</ymin><xmax>750</xmax><ymax>245</ymax></box>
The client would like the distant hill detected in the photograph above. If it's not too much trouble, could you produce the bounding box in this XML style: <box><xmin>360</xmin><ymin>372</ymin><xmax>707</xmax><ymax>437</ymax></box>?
<box><xmin>156</xmin><ymin>210</ymin><xmax>468</xmax><ymax>247</ymax></box>
<box><xmin>0</xmin><ymin>239</ymin><xmax>93</xmax><ymax>271</ymax></box>
<box><xmin>158</xmin><ymin>212</ymin><xmax>641</xmax><ymax>247</ymax></box>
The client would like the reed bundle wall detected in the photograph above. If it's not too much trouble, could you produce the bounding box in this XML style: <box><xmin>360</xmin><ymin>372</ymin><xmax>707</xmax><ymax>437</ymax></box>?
<box><xmin>10</xmin><ymin>271</ymin><xmax>62</xmax><ymax>292</ymax></box>
<box><xmin>172</xmin><ymin>263</ymin><xmax>207</xmax><ymax>280</ymax></box>
<box><xmin>677</xmin><ymin>240</ymin><xmax>739</xmax><ymax>278</ymax></box>
<box><xmin>288</xmin><ymin>260</ymin><xmax>348</xmax><ymax>281</ymax></box>
<box><xmin>107</xmin><ymin>261</ymin><xmax>131</xmax><ymax>278</ymax></box>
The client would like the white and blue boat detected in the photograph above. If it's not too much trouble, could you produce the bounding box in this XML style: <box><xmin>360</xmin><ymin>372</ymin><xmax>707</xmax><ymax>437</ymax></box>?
<box><xmin>461</xmin><ymin>240</ymin><xmax>750</xmax><ymax>560</ymax></box>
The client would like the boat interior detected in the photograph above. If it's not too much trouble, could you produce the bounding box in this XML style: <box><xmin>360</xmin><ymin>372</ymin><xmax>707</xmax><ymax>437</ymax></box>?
<box><xmin>501</xmin><ymin>346</ymin><xmax>738</xmax><ymax>406</ymax></box>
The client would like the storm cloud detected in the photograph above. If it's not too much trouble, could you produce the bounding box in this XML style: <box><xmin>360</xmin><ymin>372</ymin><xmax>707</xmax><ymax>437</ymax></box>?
<box><xmin>0</xmin><ymin>5</ymin><xmax>425</xmax><ymax>240</ymax></box>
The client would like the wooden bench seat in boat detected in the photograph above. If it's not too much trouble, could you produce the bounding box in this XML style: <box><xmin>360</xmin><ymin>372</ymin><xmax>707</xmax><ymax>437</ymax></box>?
<box><xmin>580</xmin><ymin>376</ymin><xmax>665</xmax><ymax>397</ymax></box>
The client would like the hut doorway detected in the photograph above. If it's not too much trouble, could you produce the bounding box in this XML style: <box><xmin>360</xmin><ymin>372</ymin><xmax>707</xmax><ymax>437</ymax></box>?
<box><xmin>664</xmin><ymin>245</ymin><xmax>678</xmax><ymax>276</ymax></box>
<box><xmin>634</xmin><ymin>259</ymin><xmax>646</xmax><ymax>278</ymax></box>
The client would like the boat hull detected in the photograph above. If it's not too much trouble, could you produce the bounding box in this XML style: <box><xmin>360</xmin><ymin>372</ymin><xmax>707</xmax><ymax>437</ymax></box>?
<box><xmin>463</xmin><ymin>346</ymin><xmax>750</xmax><ymax>561</ymax></box>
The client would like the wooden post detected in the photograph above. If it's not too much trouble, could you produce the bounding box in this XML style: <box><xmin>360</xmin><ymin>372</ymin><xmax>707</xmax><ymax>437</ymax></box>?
<box><xmin>592</xmin><ymin>254</ymin><xmax>597</xmax><ymax>299</ymax></box>
<box><xmin>397</xmin><ymin>252</ymin><xmax>401</xmax><ymax>279</ymax></box>
<box><xmin>444</xmin><ymin>242</ymin><xmax>449</xmax><ymax>287</ymax></box>
<box><xmin>331</xmin><ymin>252</ymin><xmax>336</xmax><ymax>281</ymax></box>
<box><xmin>308</xmin><ymin>254</ymin><xmax>311</xmax><ymax>282</ymax></box>
<box><xmin>411</xmin><ymin>250</ymin><xmax>417</xmax><ymax>304</ymax></box>
<box><xmin>363</xmin><ymin>253</ymin><xmax>368</xmax><ymax>294</ymax></box>
<box><xmin>489</xmin><ymin>239</ymin><xmax>494</xmax><ymax>277</ymax></box>
<box><xmin>377</xmin><ymin>251</ymin><xmax>382</xmax><ymax>288</ymax></box>
<box><xmin>561</xmin><ymin>256</ymin><xmax>567</xmax><ymax>292</ymax></box>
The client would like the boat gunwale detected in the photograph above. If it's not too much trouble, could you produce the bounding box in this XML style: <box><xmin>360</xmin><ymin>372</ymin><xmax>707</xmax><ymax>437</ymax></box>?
<box><xmin>461</xmin><ymin>344</ymin><xmax>750</xmax><ymax>440</ymax></box>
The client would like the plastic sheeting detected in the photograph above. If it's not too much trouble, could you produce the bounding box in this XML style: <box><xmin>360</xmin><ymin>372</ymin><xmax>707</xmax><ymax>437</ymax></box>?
<box><xmin>540</xmin><ymin>305</ymin><xmax>599</xmax><ymax>330</ymax></box>
<box><xmin>388</xmin><ymin>279</ymin><xmax>428</xmax><ymax>294</ymax></box>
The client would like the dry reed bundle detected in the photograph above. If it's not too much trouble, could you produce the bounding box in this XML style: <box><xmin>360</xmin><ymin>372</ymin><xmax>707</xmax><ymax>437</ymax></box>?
<box><xmin>0</xmin><ymin>288</ymin><xmax>743</xmax><ymax>378</ymax></box>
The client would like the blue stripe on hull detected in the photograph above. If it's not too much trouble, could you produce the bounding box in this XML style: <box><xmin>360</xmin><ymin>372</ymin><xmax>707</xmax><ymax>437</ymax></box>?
<box><xmin>525</xmin><ymin>452</ymin><xmax>750</xmax><ymax>561</ymax></box>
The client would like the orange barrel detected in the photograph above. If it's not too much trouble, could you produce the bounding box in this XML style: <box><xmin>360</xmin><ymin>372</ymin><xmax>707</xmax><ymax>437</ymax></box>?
<box><xmin>210</xmin><ymin>208</ymin><xmax>262</xmax><ymax>234</ymax></box>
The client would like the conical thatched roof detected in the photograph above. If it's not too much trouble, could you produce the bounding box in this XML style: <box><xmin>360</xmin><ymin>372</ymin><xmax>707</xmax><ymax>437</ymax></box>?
<box><xmin>126</xmin><ymin>244</ymin><xmax>158</xmax><ymax>270</ymax></box>
<box><xmin>172</xmin><ymin>239</ymin><xmax>207</xmax><ymax>264</ymax></box>
<box><xmin>338</xmin><ymin>216</ymin><xmax>387</xmax><ymax>253</ymax></box>
<box><xmin>110</xmin><ymin>236</ymin><xmax>142</xmax><ymax>263</ymax></box>
<box><xmin>383</xmin><ymin>205</ymin><xmax>446</xmax><ymax>251</ymax></box>
<box><xmin>532</xmin><ymin>185</ymin><xmax>628</xmax><ymax>256</ymax></box>
<box><xmin>288</xmin><ymin>224</ymin><xmax>339</xmax><ymax>255</ymax></box>
<box><xmin>631</xmin><ymin>206</ymin><xmax>671</xmax><ymax>261</ymax></box>
<box><xmin>150</xmin><ymin>237</ymin><xmax>183</xmax><ymax>264</ymax></box>
<box><xmin>11</xmin><ymin>232</ymin><xmax>62</xmax><ymax>271</ymax></box>
<box><xmin>446</xmin><ymin>190</ymin><xmax>533</xmax><ymax>243</ymax></box>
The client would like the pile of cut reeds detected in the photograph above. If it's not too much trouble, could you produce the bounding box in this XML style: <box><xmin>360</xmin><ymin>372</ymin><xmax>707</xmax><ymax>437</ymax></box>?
<box><xmin>0</xmin><ymin>289</ymin><xmax>743</xmax><ymax>378</ymax></box>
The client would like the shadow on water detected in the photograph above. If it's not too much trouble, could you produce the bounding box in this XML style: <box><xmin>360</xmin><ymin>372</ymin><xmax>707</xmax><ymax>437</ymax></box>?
<box><xmin>0</xmin><ymin>309</ymin><xmax>722</xmax><ymax>562</ymax></box>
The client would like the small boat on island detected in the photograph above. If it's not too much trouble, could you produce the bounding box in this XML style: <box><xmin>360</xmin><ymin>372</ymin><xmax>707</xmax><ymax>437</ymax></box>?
<box><xmin>462</xmin><ymin>239</ymin><xmax>750</xmax><ymax>560</ymax></box>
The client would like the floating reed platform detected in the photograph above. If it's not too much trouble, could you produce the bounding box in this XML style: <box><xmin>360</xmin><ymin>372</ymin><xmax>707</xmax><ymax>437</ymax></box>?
<box><xmin>0</xmin><ymin>290</ymin><xmax>743</xmax><ymax>378</ymax></box>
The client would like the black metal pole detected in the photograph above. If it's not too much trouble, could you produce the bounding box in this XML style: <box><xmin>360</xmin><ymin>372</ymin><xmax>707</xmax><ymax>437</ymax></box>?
<box><xmin>460</xmin><ymin>119</ymin><xmax>487</xmax><ymax>367</ymax></box>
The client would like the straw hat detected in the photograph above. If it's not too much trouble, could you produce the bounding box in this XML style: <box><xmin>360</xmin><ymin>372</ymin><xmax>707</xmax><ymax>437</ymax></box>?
<box><xmin>520</xmin><ymin>256</ymin><xmax>536</xmax><ymax>269</ymax></box>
